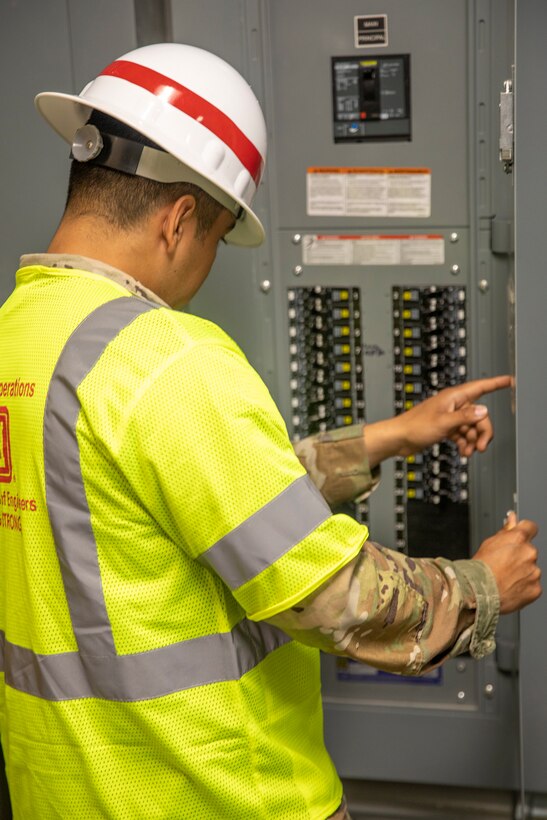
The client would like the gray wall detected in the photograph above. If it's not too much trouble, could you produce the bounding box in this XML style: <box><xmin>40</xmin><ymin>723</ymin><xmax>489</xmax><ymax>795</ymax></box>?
<box><xmin>0</xmin><ymin>0</ymin><xmax>137</xmax><ymax>302</ymax></box>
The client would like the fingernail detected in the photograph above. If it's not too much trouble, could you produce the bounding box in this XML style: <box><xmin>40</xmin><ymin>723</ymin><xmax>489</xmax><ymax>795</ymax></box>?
<box><xmin>474</xmin><ymin>405</ymin><xmax>488</xmax><ymax>418</ymax></box>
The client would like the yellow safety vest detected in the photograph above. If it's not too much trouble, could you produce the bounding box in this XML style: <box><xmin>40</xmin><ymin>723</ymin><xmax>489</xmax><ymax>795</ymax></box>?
<box><xmin>0</xmin><ymin>263</ymin><xmax>367</xmax><ymax>819</ymax></box>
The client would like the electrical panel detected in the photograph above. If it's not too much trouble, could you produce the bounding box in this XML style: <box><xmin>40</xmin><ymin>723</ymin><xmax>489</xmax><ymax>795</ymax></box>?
<box><xmin>182</xmin><ymin>0</ymin><xmax>522</xmax><ymax>794</ymax></box>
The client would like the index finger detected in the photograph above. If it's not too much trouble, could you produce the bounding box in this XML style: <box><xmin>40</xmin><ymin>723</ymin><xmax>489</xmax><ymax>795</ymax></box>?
<box><xmin>452</xmin><ymin>375</ymin><xmax>512</xmax><ymax>403</ymax></box>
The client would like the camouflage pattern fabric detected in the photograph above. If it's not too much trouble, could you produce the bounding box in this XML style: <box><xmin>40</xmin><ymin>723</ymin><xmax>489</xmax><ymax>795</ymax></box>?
<box><xmin>267</xmin><ymin>541</ymin><xmax>499</xmax><ymax>674</ymax></box>
<box><xmin>293</xmin><ymin>425</ymin><xmax>380</xmax><ymax>507</ymax></box>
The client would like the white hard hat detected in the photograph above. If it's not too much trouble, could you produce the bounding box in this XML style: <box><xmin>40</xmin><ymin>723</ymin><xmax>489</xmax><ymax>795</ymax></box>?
<box><xmin>35</xmin><ymin>43</ymin><xmax>267</xmax><ymax>247</ymax></box>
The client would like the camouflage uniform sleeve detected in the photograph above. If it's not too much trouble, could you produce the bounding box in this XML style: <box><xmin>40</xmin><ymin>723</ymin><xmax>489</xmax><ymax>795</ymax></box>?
<box><xmin>266</xmin><ymin>541</ymin><xmax>500</xmax><ymax>675</ymax></box>
<box><xmin>292</xmin><ymin>424</ymin><xmax>380</xmax><ymax>507</ymax></box>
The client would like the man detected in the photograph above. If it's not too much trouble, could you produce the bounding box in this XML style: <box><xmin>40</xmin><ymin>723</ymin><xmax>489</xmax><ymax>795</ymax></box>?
<box><xmin>0</xmin><ymin>43</ymin><xmax>540</xmax><ymax>820</ymax></box>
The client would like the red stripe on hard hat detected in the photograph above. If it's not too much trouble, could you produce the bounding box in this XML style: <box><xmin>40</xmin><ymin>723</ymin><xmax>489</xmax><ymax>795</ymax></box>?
<box><xmin>99</xmin><ymin>59</ymin><xmax>264</xmax><ymax>185</ymax></box>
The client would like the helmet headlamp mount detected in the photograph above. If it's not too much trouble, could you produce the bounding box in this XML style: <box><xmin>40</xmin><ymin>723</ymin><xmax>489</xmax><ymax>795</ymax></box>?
<box><xmin>71</xmin><ymin>124</ymin><xmax>104</xmax><ymax>162</ymax></box>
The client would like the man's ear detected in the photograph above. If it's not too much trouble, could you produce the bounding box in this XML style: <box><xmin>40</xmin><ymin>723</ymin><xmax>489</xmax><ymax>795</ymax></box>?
<box><xmin>162</xmin><ymin>195</ymin><xmax>196</xmax><ymax>253</ymax></box>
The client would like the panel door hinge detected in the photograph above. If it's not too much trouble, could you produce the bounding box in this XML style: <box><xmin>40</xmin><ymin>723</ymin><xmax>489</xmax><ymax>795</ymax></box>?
<box><xmin>499</xmin><ymin>78</ymin><xmax>514</xmax><ymax>174</ymax></box>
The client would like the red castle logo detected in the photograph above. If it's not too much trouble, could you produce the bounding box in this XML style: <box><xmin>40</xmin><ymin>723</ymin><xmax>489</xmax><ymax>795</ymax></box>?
<box><xmin>0</xmin><ymin>406</ymin><xmax>13</xmax><ymax>483</ymax></box>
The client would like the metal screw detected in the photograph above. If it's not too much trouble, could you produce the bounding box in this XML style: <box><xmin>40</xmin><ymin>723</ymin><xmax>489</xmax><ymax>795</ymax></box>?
<box><xmin>457</xmin><ymin>690</ymin><xmax>466</xmax><ymax>701</ymax></box>
<box><xmin>484</xmin><ymin>683</ymin><xmax>495</xmax><ymax>699</ymax></box>
<box><xmin>478</xmin><ymin>279</ymin><xmax>489</xmax><ymax>293</ymax></box>
<box><xmin>260</xmin><ymin>279</ymin><xmax>271</xmax><ymax>293</ymax></box>
<box><xmin>293</xmin><ymin>265</ymin><xmax>303</xmax><ymax>277</ymax></box>
<box><xmin>292</xmin><ymin>233</ymin><xmax>302</xmax><ymax>245</ymax></box>
<box><xmin>456</xmin><ymin>660</ymin><xmax>467</xmax><ymax>673</ymax></box>
<box><xmin>450</xmin><ymin>232</ymin><xmax>459</xmax><ymax>243</ymax></box>
<box><xmin>451</xmin><ymin>264</ymin><xmax>461</xmax><ymax>276</ymax></box>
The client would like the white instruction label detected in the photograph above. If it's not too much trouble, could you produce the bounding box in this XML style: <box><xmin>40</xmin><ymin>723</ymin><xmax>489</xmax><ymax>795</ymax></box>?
<box><xmin>307</xmin><ymin>168</ymin><xmax>431</xmax><ymax>218</ymax></box>
<box><xmin>302</xmin><ymin>234</ymin><xmax>445</xmax><ymax>266</ymax></box>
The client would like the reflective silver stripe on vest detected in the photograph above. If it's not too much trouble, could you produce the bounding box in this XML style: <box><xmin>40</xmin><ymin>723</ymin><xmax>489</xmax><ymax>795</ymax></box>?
<box><xmin>30</xmin><ymin>296</ymin><xmax>291</xmax><ymax>702</ymax></box>
<box><xmin>0</xmin><ymin>621</ymin><xmax>290</xmax><ymax>701</ymax></box>
<box><xmin>44</xmin><ymin>297</ymin><xmax>157</xmax><ymax>657</ymax></box>
<box><xmin>199</xmin><ymin>474</ymin><xmax>331</xmax><ymax>589</ymax></box>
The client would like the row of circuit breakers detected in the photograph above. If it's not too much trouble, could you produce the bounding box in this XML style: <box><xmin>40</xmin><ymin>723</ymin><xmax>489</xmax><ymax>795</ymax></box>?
<box><xmin>288</xmin><ymin>285</ymin><xmax>470</xmax><ymax>561</ymax></box>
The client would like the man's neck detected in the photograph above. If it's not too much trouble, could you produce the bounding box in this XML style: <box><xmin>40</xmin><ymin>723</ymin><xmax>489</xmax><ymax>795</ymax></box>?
<box><xmin>47</xmin><ymin>215</ymin><xmax>170</xmax><ymax>301</ymax></box>
<box><xmin>21</xmin><ymin>252</ymin><xmax>170</xmax><ymax>307</ymax></box>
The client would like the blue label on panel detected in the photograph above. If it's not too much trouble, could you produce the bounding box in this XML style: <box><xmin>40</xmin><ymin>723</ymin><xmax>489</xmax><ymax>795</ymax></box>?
<box><xmin>336</xmin><ymin>658</ymin><xmax>442</xmax><ymax>685</ymax></box>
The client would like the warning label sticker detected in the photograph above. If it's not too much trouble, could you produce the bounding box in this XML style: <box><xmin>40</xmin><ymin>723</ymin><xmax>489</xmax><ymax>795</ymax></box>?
<box><xmin>306</xmin><ymin>167</ymin><xmax>431</xmax><ymax>218</ymax></box>
<box><xmin>302</xmin><ymin>234</ymin><xmax>445</xmax><ymax>266</ymax></box>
